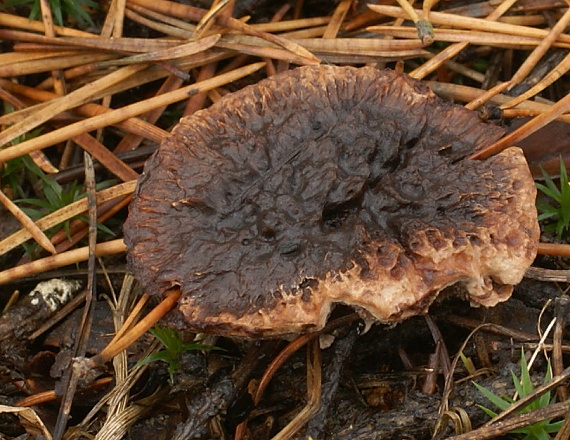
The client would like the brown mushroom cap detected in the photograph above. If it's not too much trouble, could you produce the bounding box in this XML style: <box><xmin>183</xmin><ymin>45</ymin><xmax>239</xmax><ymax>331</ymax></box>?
<box><xmin>124</xmin><ymin>65</ymin><xmax>539</xmax><ymax>338</ymax></box>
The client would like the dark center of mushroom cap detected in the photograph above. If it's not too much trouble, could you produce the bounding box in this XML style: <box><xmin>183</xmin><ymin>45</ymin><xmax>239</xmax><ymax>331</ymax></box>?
<box><xmin>124</xmin><ymin>65</ymin><xmax>539</xmax><ymax>338</ymax></box>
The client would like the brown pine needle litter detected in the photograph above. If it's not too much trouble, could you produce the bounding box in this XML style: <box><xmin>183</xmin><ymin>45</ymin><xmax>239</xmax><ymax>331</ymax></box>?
<box><xmin>0</xmin><ymin>0</ymin><xmax>569</xmax><ymax>439</ymax></box>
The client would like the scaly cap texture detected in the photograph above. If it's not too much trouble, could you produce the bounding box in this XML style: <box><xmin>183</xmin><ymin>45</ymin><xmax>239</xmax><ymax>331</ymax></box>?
<box><xmin>124</xmin><ymin>65</ymin><xmax>539</xmax><ymax>338</ymax></box>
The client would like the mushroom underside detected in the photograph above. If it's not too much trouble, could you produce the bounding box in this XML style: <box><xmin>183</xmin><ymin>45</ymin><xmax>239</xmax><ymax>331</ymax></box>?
<box><xmin>124</xmin><ymin>65</ymin><xmax>539</xmax><ymax>338</ymax></box>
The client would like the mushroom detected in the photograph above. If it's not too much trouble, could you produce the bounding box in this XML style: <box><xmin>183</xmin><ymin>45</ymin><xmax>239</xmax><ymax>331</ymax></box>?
<box><xmin>123</xmin><ymin>65</ymin><xmax>539</xmax><ymax>338</ymax></box>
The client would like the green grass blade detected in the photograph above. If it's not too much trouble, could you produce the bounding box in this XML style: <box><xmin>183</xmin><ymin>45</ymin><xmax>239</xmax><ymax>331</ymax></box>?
<box><xmin>536</xmin><ymin>182</ymin><xmax>561</xmax><ymax>201</ymax></box>
<box><xmin>472</xmin><ymin>382</ymin><xmax>512</xmax><ymax>411</ymax></box>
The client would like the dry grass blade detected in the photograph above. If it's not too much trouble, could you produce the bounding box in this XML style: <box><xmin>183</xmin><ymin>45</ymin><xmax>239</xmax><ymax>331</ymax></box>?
<box><xmin>219</xmin><ymin>15</ymin><xmax>321</xmax><ymax>64</ymax></box>
<box><xmin>0</xmin><ymin>51</ymin><xmax>118</xmax><ymax>77</ymax></box>
<box><xmin>125</xmin><ymin>7</ymin><xmax>193</xmax><ymax>39</ymax></box>
<box><xmin>14</xmin><ymin>377</ymin><xmax>112</xmax><ymax>407</ymax></box>
<box><xmin>555</xmin><ymin>415</ymin><xmax>570</xmax><ymax>440</ymax></box>
<box><xmin>552</xmin><ymin>298</ymin><xmax>567</xmax><ymax>401</ymax></box>
<box><xmin>77</xmin><ymin>50</ymin><xmax>231</xmax><ymax>96</ymax></box>
<box><xmin>0</xmin><ymin>100</ymin><xmax>54</xmax><ymax>127</ymax></box>
<box><xmin>100</xmin><ymin>0</ymin><xmax>123</xmax><ymax>37</ymax></box>
<box><xmin>0</xmin><ymin>79</ymin><xmax>168</xmax><ymax>143</ymax></box>
<box><xmin>51</xmin><ymin>195</ymin><xmax>133</xmax><ymax>254</ymax></box>
<box><xmin>95</xmin><ymin>392</ymin><xmax>167</xmax><ymax>440</ymax></box>
<box><xmin>127</xmin><ymin>2</ymin><xmax>197</xmax><ymax>33</ymax></box>
<box><xmin>87</xmin><ymin>288</ymin><xmax>182</xmax><ymax>369</ymax></box>
<box><xmin>508</xmin><ymin>6</ymin><xmax>570</xmax><ymax>86</ymax></box>
<box><xmin>0</xmin><ymin>62</ymin><xmax>266</xmax><ymax>163</ymax></box>
<box><xmin>322</xmin><ymin>0</ymin><xmax>352</xmax><ymax>39</ymax></box>
<box><xmin>0</xmin><ymin>180</ymin><xmax>136</xmax><ymax>257</ymax></box>
<box><xmin>286</xmin><ymin>39</ymin><xmax>428</xmax><ymax>62</ymax></box>
<box><xmin>28</xmin><ymin>289</ymin><xmax>89</xmax><ymax>341</ymax></box>
<box><xmin>465</xmin><ymin>81</ymin><xmax>513</xmax><ymax>110</ymax></box>
<box><xmin>216</xmin><ymin>40</ymin><xmax>319</xmax><ymax>65</ymax></box>
<box><xmin>394</xmin><ymin>0</ymin><xmax>422</xmax><ymax>24</ymax></box>
<box><xmin>39</xmin><ymin>0</ymin><xmax>55</xmax><ymax>37</ymax></box>
<box><xmin>538</xmin><ymin>243</ymin><xmax>570</xmax><ymax>258</ymax></box>
<box><xmin>251</xmin><ymin>16</ymin><xmax>330</xmax><ymax>33</ymax></box>
<box><xmin>0</xmin><ymin>84</ymin><xmax>25</xmax><ymax>110</ymax></box>
<box><xmin>39</xmin><ymin>0</ymin><xmax>65</xmax><ymax>98</ymax></box>
<box><xmin>296</xmin><ymin>37</ymin><xmax>426</xmax><ymax>52</ymax></box>
<box><xmin>367</xmin><ymin>26</ymin><xmax>570</xmax><ymax>49</ymax></box>
<box><xmin>368</xmin><ymin>4</ymin><xmax>570</xmax><ymax>44</ymax></box>
<box><xmin>0</xmin><ymin>188</ymin><xmax>56</xmax><ymax>255</ymax></box>
<box><xmin>93</xmin><ymin>274</ymin><xmax>150</xmax><ymax>440</ymax></box>
<box><xmin>0</xmin><ymin>405</ymin><xmax>53</xmax><ymax>440</ymax></box>
<box><xmin>255</xmin><ymin>334</ymin><xmax>316</xmax><ymax>406</ymax></box>
<box><xmin>105</xmin><ymin>293</ymin><xmax>150</xmax><ymax>348</ymax></box>
<box><xmin>264</xmin><ymin>3</ymin><xmax>293</xmax><ymax>75</ymax></box>
<box><xmin>0</xmin><ymin>64</ymin><xmax>147</xmax><ymax>148</ymax></box>
<box><xmin>0</xmin><ymin>238</ymin><xmax>126</xmax><ymax>285</ymax></box>
<box><xmin>220</xmin><ymin>32</ymin><xmax>428</xmax><ymax>57</ymax></box>
<box><xmin>31</xmin><ymin>34</ymin><xmax>182</xmax><ymax>52</ymax></box>
<box><xmin>0</xmin><ymin>12</ymin><xmax>94</xmax><ymax>37</ymax></box>
<box><xmin>128</xmin><ymin>0</ymin><xmax>320</xmax><ymax>63</ymax></box>
<box><xmin>78</xmin><ymin>344</ymin><xmax>160</xmax><ymax>438</ymax></box>
<box><xmin>1</xmin><ymin>30</ymin><xmax>208</xmax><ymax>56</ymax></box>
<box><xmin>184</xmin><ymin>62</ymin><xmax>217</xmax><ymax>115</ymax></box>
<box><xmin>439</xmin><ymin>58</ymin><xmax>484</xmax><ymax>83</ymax></box>
<box><xmin>434</xmin><ymin>408</ymin><xmax>472</xmax><ymax>436</ymax></box>
<box><xmin>270</xmin><ymin>340</ymin><xmax>322</xmax><ymax>440</ymax></box>
<box><xmin>0</xmin><ymin>81</ymin><xmax>59</xmax><ymax>174</ymax></box>
<box><xmin>115</xmin><ymin>74</ymin><xmax>183</xmax><ymax>151</ymax></box>
<box><xmin>501</xmin><ymin>51</ymin><xmax>570</xmax><ymax>109</ymax></box>
<box><xmin>426</xmin><ymin>81</ymin><xmax>570</xmax><ymax>124</ymax></box>
<box><xmin>29</xmin><ymin>150</ymin><xmax>58</xmax><ymax>174</ymax></box>
<box><xmin>471</xmin><ymin>91</ymin><xmax>570</xmax><ymax>159</ymax></box>
<box><xmin>408</xmin><ymin>0</ymin><xmax>519</xmax><ymax>79</ymax></box>
<box><xmin>410</xmin><ymin>42</ymin><xmax>467</xmax><ymax>79</ymax></box>
<box><xmin>94</xmin><ymin>33</ymin><xmax>221</xmax><ymax>67</ymax></box>
<box><xmin>71</xmin><ymin>133</ymin><xmax>140</xmax><ymax>181</ymax></box>
<box><xmin>193</xmin><ymin>0</ymin><xmax>232</xmax><ymax>38</ymax></box>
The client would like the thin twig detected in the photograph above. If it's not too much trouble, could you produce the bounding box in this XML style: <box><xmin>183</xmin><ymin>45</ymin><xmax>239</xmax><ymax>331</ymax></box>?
<box><xmin>52</xmin><ymin>153</ymin><xmax>98</xmax><ymax>440</ymax></box>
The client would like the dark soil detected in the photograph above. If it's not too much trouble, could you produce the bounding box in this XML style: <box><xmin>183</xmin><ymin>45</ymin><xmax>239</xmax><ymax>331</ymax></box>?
<box><xmin>2</xmin><ymin>275</ymin><xmax>566</xmax><ymax>439</ymax></box>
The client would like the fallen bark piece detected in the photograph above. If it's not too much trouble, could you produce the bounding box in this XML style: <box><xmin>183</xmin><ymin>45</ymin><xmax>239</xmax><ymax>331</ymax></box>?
<box><xmin>124</xmin><ymin>65</ymin><xmax>539</xmax><ymax>338</ymax></box>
